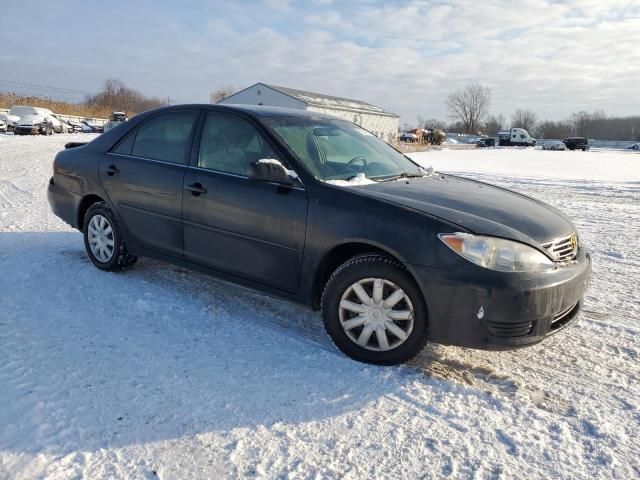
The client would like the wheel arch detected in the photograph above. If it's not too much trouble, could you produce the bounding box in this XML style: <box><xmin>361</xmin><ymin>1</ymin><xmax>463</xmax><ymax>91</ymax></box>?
<box><xmin>77</xmin><ymin>194</ymin><xmax>106</xmax><ymax>230</ymax></box>
<box><xmin>311</xmin><ymin>240</ymin><xmax>423</xmax><ymax>311</ymax></box>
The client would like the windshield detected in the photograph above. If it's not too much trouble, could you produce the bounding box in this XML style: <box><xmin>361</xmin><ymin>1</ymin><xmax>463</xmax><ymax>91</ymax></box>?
<box><xmin>264</xmin><ymin>117</ymin><xmax>424</xmax><ymax>182</ymax></box>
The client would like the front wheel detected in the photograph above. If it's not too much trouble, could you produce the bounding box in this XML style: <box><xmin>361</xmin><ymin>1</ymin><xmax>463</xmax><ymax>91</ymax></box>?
<box><xmin>321</xmin><ymin>254</ymin><xmax>428</xmax><ymax>365</ymax></box>
<box><xmin>83</xmin><ymin>202</ymin><xmax>137</xmax><ymax>271</ymax></box>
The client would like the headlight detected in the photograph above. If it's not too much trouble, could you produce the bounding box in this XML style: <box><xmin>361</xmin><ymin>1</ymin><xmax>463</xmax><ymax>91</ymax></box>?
<box><xmin>439</xmin><ymin>232</ymin><xmax>555</xmax><ymax>272</ymax></box>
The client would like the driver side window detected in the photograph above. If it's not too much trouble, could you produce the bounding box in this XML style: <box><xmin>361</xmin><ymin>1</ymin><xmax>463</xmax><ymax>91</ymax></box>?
<box><xmin>198</xmin><ymin>113</ymin><xmax>278</xmax><ymax>176</ymax></box>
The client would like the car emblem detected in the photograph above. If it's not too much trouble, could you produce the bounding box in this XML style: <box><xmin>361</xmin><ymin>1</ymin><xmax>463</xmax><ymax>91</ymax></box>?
<box><xmin>570</xmin><ymin>234</ymin><xmax>578</xmax><ymax>251</ymax></box>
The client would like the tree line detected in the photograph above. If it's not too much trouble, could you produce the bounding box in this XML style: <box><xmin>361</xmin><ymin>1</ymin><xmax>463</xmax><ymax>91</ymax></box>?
<box><xmin>84</xmin><ymin>79</ymin><xmax>166</xmax><ymax>116</ymax></box>
<box><xmin>1</xmin><ymin>79</ymin><xmax>167</xmax><ymax>119</ymax></box>
<box><xmin>436</xmin><ymin>83</ymin><xmax>640</xmax><ymax>141</ymax></box>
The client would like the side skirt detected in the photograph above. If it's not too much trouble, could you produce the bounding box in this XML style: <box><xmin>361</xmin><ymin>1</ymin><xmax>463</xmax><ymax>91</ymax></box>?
<box><xmin>134</xmin><ymin>246</ymin><xmax>310</xmax><ymax>307</ymax></box>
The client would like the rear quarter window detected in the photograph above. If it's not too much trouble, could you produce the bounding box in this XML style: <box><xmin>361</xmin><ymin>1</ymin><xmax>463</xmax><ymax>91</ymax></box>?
<box><xmin>112</xmin><ymin>131</ymin><xmax>136</xmax><ymax>155</ymax></box>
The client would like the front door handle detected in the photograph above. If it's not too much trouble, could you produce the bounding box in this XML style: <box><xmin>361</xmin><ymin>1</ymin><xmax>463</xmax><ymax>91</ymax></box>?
<box><xmin>105</xmin><ymin>165</ymin><xmax>119</xmax><ymax>176</ymax></box>
<box><xmin>185</xmin><ymin>182</ymin><xmax>207</xmax><ymax>195</ymax></box>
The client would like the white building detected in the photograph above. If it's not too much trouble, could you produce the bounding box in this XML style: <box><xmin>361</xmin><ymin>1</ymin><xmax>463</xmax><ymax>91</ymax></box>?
<box><xmin>218</xmin><ymin>83</ymin><xmax>399</xmax><ymax>143</ymax></box>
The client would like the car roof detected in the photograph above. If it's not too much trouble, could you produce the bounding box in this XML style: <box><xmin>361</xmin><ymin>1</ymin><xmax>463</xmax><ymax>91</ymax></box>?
<box><xmin>142</xmin><ymin>103</ymin><xmax>340</xmax><ymax>121</ymax></box>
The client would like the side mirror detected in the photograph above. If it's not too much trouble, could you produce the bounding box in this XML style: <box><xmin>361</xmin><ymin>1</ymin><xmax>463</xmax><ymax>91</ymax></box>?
<box><xmin>248</xmin><ymin>159</ymin><xmax>297</xmax><ymax>186</ymax></box>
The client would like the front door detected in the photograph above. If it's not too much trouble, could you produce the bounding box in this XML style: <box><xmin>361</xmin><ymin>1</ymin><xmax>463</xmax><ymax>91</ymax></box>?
<box><xmin>99</xmin><ymin>110</ymin><xmax>199</xmax><ymax>257</ymax></box>
<box><xmin>182</xmin><ymin>112</ymin><xmax>307</xmax><ymax>293</ymax></box>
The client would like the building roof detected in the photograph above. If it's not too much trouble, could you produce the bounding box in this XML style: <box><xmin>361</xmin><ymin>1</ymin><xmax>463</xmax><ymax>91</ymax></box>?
<box><xmin>217</xmin><ymin>103</ymin><xmax>339</xmax><ymax>120</ymax></box>
<box><xmin>225</xmin><ymin>83</ymin><xmax>398</xmax><ymax>118</ymax></box>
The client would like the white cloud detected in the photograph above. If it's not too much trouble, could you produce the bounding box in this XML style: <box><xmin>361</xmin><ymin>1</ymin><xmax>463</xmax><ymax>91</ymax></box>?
<box><xmin>0</xmin><ymin>0</ymin><xmax>639</xmax><ymax>124</ymax></box>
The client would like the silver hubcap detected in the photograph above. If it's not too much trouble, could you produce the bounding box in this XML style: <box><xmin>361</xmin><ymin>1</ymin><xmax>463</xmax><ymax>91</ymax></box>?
<box><xmin>339</xmin><ymin>278</ymin><xmax>414</xmax><ymax>351</ymax></box>
<box><xmin>88</xmin><ymin>214</ymin><xmax>115</xmax><ymax>262</ymax></box>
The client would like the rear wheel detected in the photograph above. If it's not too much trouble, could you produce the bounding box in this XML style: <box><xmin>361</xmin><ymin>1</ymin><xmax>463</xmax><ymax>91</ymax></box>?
<box><xmin>83</xmin><ymin>202</ymin><xmax>137</xmax><ymax>271</ymax></box>
<box><xmin>321</xmin><ymin>254</ymin><xmax>428</xmax><ymax>365</ymax></box>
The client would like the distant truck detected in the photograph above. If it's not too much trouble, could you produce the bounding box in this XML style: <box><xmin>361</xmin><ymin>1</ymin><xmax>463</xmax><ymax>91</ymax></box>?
<box><xmin>103</xmin><ymin>111</ymin><xmax>128</xmax><ymax>132</ymax></box>
<box><xmin>497</xmin><ymin>128</ymin><xmax>536</xmax><ymax>147</ymax></box>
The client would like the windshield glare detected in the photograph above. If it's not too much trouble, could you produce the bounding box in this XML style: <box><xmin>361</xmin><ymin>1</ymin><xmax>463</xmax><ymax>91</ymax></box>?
<box><xmin>265</xmin><ymin>117</ymin><xmax>424</xmax><ymax>182</ymax></box>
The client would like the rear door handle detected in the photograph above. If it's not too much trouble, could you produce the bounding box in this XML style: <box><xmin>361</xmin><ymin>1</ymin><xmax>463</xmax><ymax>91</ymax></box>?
<box><xmin>185</xmin><ymin>182</ymin><xmax>207</xmax><ymax>195</ymax></box>
<box><xmin>105</xmin><ymin>165</ymin><xmax>119</xmax><ymax>176</ymax></box>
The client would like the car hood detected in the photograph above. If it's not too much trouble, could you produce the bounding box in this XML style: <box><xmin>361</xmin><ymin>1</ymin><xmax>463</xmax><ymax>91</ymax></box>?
<box><xmin>356</xmin><ymin>174</ymin><xmax>574</xmax><ymax>247</ymax></box>
<box><xmin>18</xmin><ymin>115</ymin><xmax>45</xmax><ymax>126</ymax></box>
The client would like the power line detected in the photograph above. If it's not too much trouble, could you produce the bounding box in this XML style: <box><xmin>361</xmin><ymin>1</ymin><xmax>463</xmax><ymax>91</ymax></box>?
<box><xmin>0</xmin><ymin>79</ymin><xmax>93</xmax><ymax>103</ymax></box>
<box><xmin>0</xmin><ymin>79</ymin><xmax>92</xmax><ymax>95</ymax></box>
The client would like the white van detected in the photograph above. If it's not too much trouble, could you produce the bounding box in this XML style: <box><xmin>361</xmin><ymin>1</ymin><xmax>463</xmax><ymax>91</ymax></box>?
<box><xmin>10</xmin><ymin>106</ymin><xmax>66</xmax><ymax>135</ymax></box>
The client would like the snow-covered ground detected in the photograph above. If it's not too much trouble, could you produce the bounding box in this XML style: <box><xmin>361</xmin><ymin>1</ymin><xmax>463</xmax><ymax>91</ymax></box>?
<box><xmin>1</xmin><ymin>134</ymin><xmax>639</xmax><ymax>479</ymax></box>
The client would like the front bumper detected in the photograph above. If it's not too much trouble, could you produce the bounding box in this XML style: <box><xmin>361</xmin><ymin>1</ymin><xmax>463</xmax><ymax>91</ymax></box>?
<box><xmin>15</xmin><ymin>125</ymin><xmax>42</xmax><ymax>135</ymax></box>
<box><xmin>411</xmin><ymin>248</ymin><xmax>592</xmax><ymax>350</ymax></box>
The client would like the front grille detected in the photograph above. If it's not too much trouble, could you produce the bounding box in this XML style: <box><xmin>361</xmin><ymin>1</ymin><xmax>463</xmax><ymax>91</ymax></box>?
<box><xmin>486</xmin><ymin>320</ymin><xmax>534</xmax><ymax>337</ymax></box>
<box><xmin>541</xmin><ymin>233</ymin><xmax>578</xmax><ymax>263</ymax></box>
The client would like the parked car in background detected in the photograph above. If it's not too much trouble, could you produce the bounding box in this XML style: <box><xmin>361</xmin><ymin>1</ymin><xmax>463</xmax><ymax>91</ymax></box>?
<box><xmin>562</xmin><ymin>137</ymin><xmax>589</xmax><ymax>151</ymax></box>
<box><xmin>49</xmin><ymin>115</ymin><xmax>68</xmax><ymax>134</ymax></box>
<box><xmin>0</xmin><ymin>112</ymin><xmax>19</xmax><ymax>132</ymax></box>
<box><xmin>399</xmin><ymin>133</ymin><xmax>418</xmax><ymax>143</ymax></box>
<box><xmin>10</xmin><ymin>106</ymin><xmax>56</xmax><ymax>135</ymax></box>
<box><xmin>81</xmin><ymin>120</ymin><xmax>104</xmax><ymax>133</ymax></box>
<box><xmin>542</xmin><ymin>140</ymin><xmax>567</xmax><ymax>151</ymax></box>
<box><xmin>626</xmin><ymin>143</ymin><xmax>639</xmax><ymax>150</ymax></box>
<box><xmin>48</xmin><ymin>104</ymin><xmax>591</xmax><ymax>365</ymax></box>
<box><xmin>476</xmin><ymin>138</ymin><xmax>496</xmax><ymax>147</ymax></box>
<box><xmin>61</xmin><ymin>119</ymin><xmax>83</xmax><ymax>133</ymax></box>
<box><xmin>0</xmin><ymin>119</ymin><xmax>7</xmax><ymax>133</ymax></box>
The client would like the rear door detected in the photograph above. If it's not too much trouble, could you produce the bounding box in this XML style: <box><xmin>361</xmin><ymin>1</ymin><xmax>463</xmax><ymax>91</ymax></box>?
<box><xmin>100</xmin><ymin>110</ymin><xmax>199</xmax><ymax>257</ymax></box>
<box><xmin>182</xmin><ymin>111</ymin><xmax>307</xmax><ymax>293</ymax></box>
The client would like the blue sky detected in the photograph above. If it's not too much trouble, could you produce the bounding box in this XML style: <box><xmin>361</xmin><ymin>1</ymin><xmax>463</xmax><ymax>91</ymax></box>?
<box><xmin>1</xmin><ymin>0</ymin><xmax>639</xmax><ymax>124</ymax></box>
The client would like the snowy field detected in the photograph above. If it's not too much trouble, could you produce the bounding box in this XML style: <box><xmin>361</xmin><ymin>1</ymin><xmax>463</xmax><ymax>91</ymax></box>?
<box><xmin>1</xmin><ymin>134</ymin><xmax>639</xmax><ymax>479</ymax></box>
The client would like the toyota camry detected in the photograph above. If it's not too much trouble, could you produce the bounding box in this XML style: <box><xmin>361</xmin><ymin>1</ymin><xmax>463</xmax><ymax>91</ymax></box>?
<box><xmin>48</xmin><ymin>104</ymin><xmax>591</xmax><ymax>365</ymax></box>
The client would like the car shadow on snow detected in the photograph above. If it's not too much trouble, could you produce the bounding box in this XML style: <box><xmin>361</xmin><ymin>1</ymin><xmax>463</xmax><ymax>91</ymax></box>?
<box><xmin>2</xmin><ymin>231</ymin><xmax>443</xmax><ymax>457</ymax></box>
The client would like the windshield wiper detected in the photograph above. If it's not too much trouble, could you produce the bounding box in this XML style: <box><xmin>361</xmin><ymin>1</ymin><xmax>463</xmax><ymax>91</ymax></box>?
<box><xmin>374</xmin><ymin>172</ymin><xmax>424</xmax><ymax>182</ymax></box>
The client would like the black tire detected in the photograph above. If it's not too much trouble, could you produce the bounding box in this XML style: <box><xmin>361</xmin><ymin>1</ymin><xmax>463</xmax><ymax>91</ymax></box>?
<box><xmin>83</xmin><ymin>201</ymin><xmax>137</xmax><ymax>271</ymax></box>
<box><xmin>321</xmin><ymin>254</ymin><xmax>428</xmax><ymax>365</ymax></box>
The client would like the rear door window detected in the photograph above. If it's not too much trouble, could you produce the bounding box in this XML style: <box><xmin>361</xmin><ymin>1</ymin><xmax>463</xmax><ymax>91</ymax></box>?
<box><xmin>131</xmin><ymin>111</ymin><xmax>198</xmax><ymax>164</ymax></box>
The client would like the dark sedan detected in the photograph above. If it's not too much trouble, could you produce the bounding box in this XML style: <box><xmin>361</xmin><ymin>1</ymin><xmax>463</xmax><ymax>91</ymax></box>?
<box><xmin>563</xmin><ymin>137</ymin><xmax>590</xmax><ymax>151</ymax></box>
<box><xmin>48</xmin><ymin>104</ymin><xmax>591</xmax><ymax>365</ymax></box>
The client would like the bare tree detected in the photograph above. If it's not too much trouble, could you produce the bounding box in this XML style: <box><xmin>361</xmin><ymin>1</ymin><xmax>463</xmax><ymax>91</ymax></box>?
<box><xmin>484</xmin><ymin>114</ymin><xmax>505</xmax><ymax>136</ymax></box>
<box><xmin>511</xmin><ymin>109</ymin><xmax>538</xmax><ymax>132</ymax></box>
<box><xmin>417</xmin><ymin>116</ymin><xmax>446</xmax><ymax>130</ymax></box>
<box><xmin>84</xmin><ymin>78</ymin><xmax>164</xmax><ymax>115</ymax></box>
<box><xmin>446</xmin><ymin>83</ymin><xmax>491</xmax><ymax>134</ymax></box>
<box><xmin>536</xmin><ymin>119</ymin><xmax>574</xmax><ymax>139</ymax></box>
<box><xmin>210</xmin><ymin>86</ymin><xmax>237</xmax><ymax>103</ymax></box>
